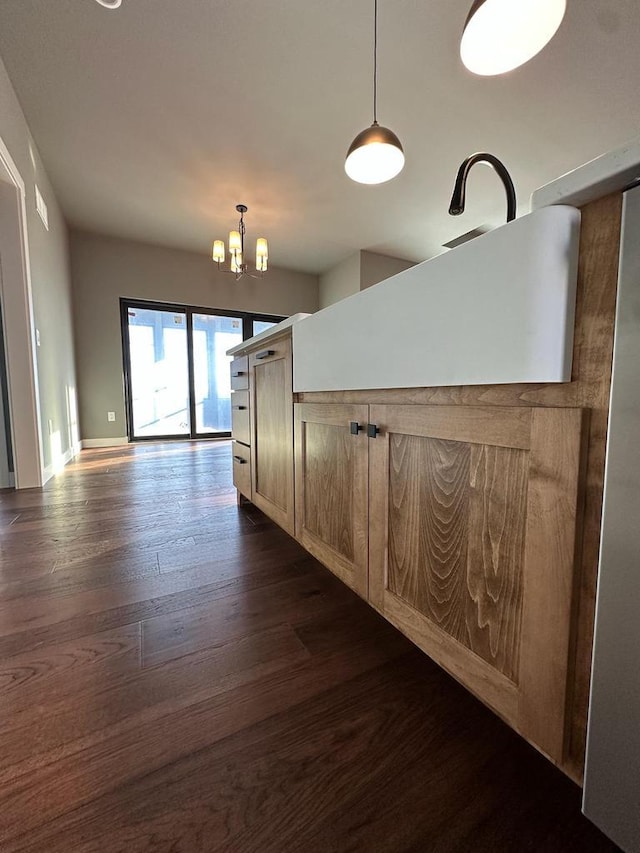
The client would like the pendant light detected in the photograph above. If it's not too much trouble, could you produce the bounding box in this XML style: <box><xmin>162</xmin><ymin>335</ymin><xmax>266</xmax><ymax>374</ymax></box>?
<box><xmin>345</xmin><ymin>0</ymin><xmax>404</xmax><ymax>185</ymax></box>
<box><xmin>460</xmin><ymin>0</ymin><xmax>566</xmax><ymax>76</ymax></box>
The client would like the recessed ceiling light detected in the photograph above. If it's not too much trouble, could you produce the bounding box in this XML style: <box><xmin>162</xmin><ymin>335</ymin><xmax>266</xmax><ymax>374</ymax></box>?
<box><xmin>94</xmin><ymin>0</ymin><xmax>123</xmax><ymax>9</ymax></box>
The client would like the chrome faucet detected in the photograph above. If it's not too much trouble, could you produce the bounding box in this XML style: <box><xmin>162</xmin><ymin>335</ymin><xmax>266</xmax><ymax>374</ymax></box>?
<box><xmin>449</xmin><ymin>152</ymin><xmax>517</xmax><ymax>223</ymax></box>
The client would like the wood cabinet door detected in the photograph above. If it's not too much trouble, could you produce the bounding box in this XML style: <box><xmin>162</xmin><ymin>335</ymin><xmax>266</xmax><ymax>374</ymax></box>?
<box><xmin>249</xmin><ymin>336</ymin><xmax>294</xmax><ymax>535</ymax></box>
<box><xmin>294</xmin><ymin>403</ymin><xmax>369</xmax><ymax>598</ymax></box>
<box><xmin>368</xmin><ymin>404</ymin><xmax>586</xmax><ymax>764</ymax></box>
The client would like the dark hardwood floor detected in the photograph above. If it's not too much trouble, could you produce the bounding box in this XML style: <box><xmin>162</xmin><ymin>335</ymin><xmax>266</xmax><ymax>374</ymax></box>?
<box><xmin>0</xmin><ymin>441</ymin><xmax>619</xmax><ymax>852</ymax></box>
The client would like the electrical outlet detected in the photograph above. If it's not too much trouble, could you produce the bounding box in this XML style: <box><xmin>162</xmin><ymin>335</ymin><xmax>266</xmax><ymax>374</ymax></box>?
<box><xmin>107</xmin><ymin>411</ymin><xmax>116</xmax><ymax>422</ymax></box>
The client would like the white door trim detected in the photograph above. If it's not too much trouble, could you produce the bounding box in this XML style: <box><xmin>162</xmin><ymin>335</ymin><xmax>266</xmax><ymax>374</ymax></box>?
<box><xmin>0</xmin><ymin>134</ymin><xmax>44</xmax><ymax>489</ymax></box>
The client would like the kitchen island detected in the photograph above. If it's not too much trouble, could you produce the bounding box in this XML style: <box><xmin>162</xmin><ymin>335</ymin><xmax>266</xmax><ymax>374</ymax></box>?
<box><xmin>227</xmin><ymin>144</ymin><xmax>634</xmax><ymax>806</ymax></box>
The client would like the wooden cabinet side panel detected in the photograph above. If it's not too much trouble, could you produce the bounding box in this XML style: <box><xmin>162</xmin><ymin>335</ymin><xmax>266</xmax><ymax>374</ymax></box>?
<box><xmin>254</xmin><ymin>360</ymin><xmax>289</xmax><ymax>507</ymax></box>
<box><xmin>249</xmin><ymin>337</ymin><xmax>294</xmax><ymax>535</ymax></box>
<box><xmin>518</xmin><ymin>407</ymin><xmax>588</xmax><ymax>761</ymax></box>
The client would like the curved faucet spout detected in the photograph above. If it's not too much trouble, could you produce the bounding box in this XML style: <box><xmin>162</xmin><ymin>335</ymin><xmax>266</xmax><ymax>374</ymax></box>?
<box><xmin>448</xmin><ymin>152</ymin><xmax>517</xmax><ymax>223</ymax></box>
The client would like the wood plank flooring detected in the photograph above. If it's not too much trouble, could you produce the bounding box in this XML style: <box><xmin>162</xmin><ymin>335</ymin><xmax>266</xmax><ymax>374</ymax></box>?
<box><xmin>0</xmin><ymin>441</ymin><xmax>619</xmax><ymax>852</ymax></box>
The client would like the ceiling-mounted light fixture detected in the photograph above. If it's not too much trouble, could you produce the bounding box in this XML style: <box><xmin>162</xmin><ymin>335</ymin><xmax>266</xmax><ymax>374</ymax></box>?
<box><xmin>460</xmin><ymin>0</ymin><xmax>566</xmax><ymax>76</ymax></box>
<box><xmin>94</xmin><ymin>0</ymin><xmax>123</xmax><ymax>8</ymax></box>
<box><xmin>345</xmin><ymin>0</ymin><xmax>404</xmax><ymax>185</ymax></box>
<box><xmin>212</xmin><ymin>205</ymin><xmax>268</xmax><ymax>280</ymax></box>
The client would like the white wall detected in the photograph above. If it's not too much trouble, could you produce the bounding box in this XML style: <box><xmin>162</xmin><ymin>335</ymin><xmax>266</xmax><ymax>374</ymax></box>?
<box><xmin>318</xmin><ymin>252</ymin><xmax>360</xmax><ymax>309</ymax></box>
<box><xmin>0</xmin><ymin>54</ymin><xmax>78</xmax><ymax>483</ymax></box>
<box><xmin>319</xmin><ymin>250</ymin><xmax>415</xmax><ymax>309</ymax></box>
<box><xmin>360</xmin><ymin>250</ymin><xmax>415</xmax><ymax>291</ymax></box>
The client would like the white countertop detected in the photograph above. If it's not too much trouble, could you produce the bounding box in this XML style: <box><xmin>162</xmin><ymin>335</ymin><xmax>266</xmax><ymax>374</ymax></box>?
<box><xmin>226</xmin><ymin>312</ymin><xmax>311</xmax><ymax>356</ymax></box>
<box><xmin>531</xmin><ymin>136</ymin><xmax>640</xmax><ymax>210</ymax></box>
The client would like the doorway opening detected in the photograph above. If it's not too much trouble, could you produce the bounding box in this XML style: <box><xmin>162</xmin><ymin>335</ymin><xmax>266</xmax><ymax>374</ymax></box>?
<box><xmin>120</xmin><ymin>299</ymin><xmax>282</xmax><ymax>441</ymax></box>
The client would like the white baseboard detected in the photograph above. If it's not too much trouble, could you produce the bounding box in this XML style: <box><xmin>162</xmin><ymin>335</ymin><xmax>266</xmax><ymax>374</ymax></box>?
<box><xmin>82</xmin><ymin>437</ymin><xmax>129</xmax><ymax>448</ymax></box>
<box><xmin>41</xmin><ymin>440</ymin><xmax>83</xmax><ymax>485</ymax></box>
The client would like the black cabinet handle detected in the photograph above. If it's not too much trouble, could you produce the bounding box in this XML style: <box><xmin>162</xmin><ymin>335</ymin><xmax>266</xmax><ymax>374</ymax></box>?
<box><xmin>232</xmin><ymin>405</ymin><xmax>247</xmax><ymax>410</ymax></box>
<box><xmin>350</xmin><ymin>421</ymin><xmax>364</xmax><ymax>435</ymax></box>
<box><xmin>367</xmin><ymin>423</ymin><xmax>380</xmax><ymax>438</ymax></box>
<box><xmin>254</xmin><ymin>349</ymin><xmax>275</xmax><ymax>360</ymax></box>
<box><xmin>231</xmin><ymin>371</ymin><xmax>245</xmax><ymax>377</ymax></box>
<box><xmin>233</xmin><ymin>455</ymin><xmax>247</xmax><ymax>464</ymax></box>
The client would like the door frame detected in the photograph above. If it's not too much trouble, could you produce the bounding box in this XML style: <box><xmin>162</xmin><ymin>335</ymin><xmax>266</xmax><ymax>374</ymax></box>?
<box><xmin>0</xmin><ymin>134</ymin><xmax>44</xmax><ymax>488</ymax></box>
<box><xmin>120</xmin><ymin>298</ymin><xmax>283</xmax><ymax>441</ymax></box>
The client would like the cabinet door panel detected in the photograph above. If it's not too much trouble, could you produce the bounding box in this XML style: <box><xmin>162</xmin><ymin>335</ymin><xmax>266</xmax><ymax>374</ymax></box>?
<box><xmin>386</xmin><ymin>435</ymin><xmax>527</xmax><ymax>681</ymax></box>
<box><xmin>295</xmin><ymin>403</ymin><xmax>369</xmax><ymax>598</ymax></box>
<box><xmin>250</xmin><ymin>337</ymin><xmax>294</xmax><ymax>535</ymax></box>
<box><xmin>369</xmin><ymin>404</ymin><xmax>586</xmax><ymax>763</ymax></box>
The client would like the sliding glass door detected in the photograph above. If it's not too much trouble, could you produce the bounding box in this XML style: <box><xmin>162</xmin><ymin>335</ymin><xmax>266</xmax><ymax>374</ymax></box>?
<box><xmin>191</xmin><ymin>312</ymin><xmax>243</xmax><ymax>435</ymax></box>
<box><xmin>126</xmin><ymin>305</ymin><xmax>192</xmax><ymax>438</ymax></box>
<box><xmin>122</xmin><ymin>300</ymin><xmax>281</xmax><ymax>441</ymax></box>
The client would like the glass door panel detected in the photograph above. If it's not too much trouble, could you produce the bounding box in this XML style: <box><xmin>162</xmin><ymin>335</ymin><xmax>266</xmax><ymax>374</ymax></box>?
<box><xmin>192</xmin><ymin>313</ymin><xmax>243</xmax><ymax>435</ymax></box>
<box><xmin>126</xmin><ymin>306</ymin><xmax>190</xmax><ymax>438</ymax></box>
<box><xmin>252</xmin><ymin>319</ymin><xmax>278</xmax><ymax>336</ymax></box>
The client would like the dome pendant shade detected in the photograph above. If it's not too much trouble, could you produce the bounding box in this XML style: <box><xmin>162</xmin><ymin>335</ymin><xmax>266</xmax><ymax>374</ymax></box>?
<box><xmin>345</xmin><ymin>123</ymin><xmax>405</xmax><ymax>185</ymax></box>
<box><xmin>461</xmin><ymin>0</ymin><xmax>566</xmax><ymax>76</ymax></box>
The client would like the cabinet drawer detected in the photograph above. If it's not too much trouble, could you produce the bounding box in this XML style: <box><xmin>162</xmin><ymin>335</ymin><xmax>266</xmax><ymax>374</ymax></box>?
<box><xmin>232</xmin><ymin>441</ymin><xmax>251</xmax><ymax>499</ymax></box>
<box><xmin>230</xmin><ymin>356</ymin><xmax>249</xmax><ymax>391</ymax></box>
<box><xmin>231</xmin><ymin>390</ymin><xmax>250</xmax><ymax>444</ymax></box>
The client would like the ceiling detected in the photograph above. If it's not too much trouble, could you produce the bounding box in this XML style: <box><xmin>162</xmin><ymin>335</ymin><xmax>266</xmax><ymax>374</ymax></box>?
<box><xmin>0</xmin><ymin>0</ymin><xmax>639</xmax><ymax>274</ymax></box>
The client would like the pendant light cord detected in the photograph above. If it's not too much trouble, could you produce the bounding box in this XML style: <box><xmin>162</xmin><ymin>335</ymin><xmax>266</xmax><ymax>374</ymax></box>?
<box><xmin>373</xmin><ymin>0</ymin><xmax>378</xmax><ymax>124</ymax></box>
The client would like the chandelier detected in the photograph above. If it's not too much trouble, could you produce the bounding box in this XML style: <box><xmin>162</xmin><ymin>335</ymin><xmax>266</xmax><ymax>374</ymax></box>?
<box><xmin>212</xmin><ymin>205</ymin><xmax>268</xmax><ymax>279</ymax></box>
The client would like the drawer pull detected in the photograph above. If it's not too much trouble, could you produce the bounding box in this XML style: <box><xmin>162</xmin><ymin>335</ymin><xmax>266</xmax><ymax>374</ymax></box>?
<box><xmin>254</xmin><ymin>349</ymin><xmax>275</xmax><ymax>360</ymax></box>
<box><xmin>367</xmin><ymin>423</ymin><xmax>380</xmax><ymax>438</ymax></box>
<box><xmin>232</xmin><ymin>405</ymin><xmax>247</xmax><ymax>410</ymax></box>
<box><xmin>233</xmin><ymin>455</ymin><xmax>247</xmax><ymax>464</ymax></box>
<box><xmin>350</xmin><ymin>421</ymin><xmax>364</xmax><ymax>435</ymax></box>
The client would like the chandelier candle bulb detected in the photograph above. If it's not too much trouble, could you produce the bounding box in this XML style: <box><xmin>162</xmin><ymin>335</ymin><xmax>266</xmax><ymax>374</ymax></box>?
<box><xmin>212</xmin><ymin>240</ymin><xmax>225</xmax><ymax>264</ymax></box>
<box><xmin>229</xmin><ymin>230</ymin><xmax>242</xmax><ymax>252</ymax></box>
